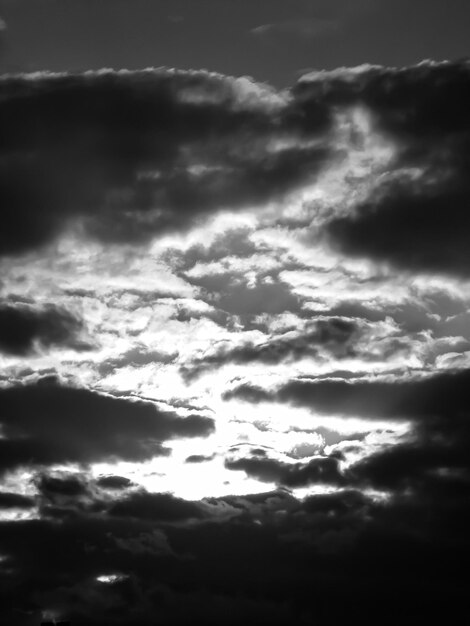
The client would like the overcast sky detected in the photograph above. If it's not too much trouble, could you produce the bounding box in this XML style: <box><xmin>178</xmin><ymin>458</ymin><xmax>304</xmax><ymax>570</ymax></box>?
<box><xmin>1</xmin><ymin>2</ymin><xmax>470</xmax><ymax>625</ymax></box>
<box><xmin>1</xmin><ymin>0</ymin><xmax>470</xmax><ymax>83</ymax></box>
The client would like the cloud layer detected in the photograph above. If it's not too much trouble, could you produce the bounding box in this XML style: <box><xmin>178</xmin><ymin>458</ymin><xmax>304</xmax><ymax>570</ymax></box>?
<box><xmin>2</xmin><ymin>60</ymin><xmax>470</xmax><ymax>624</ymax></box>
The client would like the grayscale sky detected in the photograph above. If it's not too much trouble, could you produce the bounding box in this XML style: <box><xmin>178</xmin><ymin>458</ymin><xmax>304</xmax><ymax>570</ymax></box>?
<box><xmin>1</xmin><ymin>0</ymin><xmax>470</xmax><ymax>83</ymax></box>
<box><xmin>1</xmin><ymin>3</ymin><xmax>470</xmax><ymax>625</ymax></box>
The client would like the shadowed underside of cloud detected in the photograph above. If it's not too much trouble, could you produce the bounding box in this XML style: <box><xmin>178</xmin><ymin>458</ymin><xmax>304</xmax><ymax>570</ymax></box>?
<box><xmin>32</xmin><ymin>471</ymin><xmax>211</xmax><ymax>524</ymax></box>
<box><xmin>96</xmin><ymin>475</ymin><xmax>135</xmax><ymax>490</ymax></box>
<box><xmin>0</xmin><ymin>302</ymin><xmax>88</xmax><ymax>355</ymax></box>
<box><xmin>327</xmin><ymin>173</ymin><xmax>470</xmax><ymax>276</ymax></box>
<box><xmin>37</xmin><ymin>472</ymin><xmax>89</xmax><ymax>499</ymax></box>
<box><xmin>0</xmin><ymin>492</ymin><xmax>35</xmax><ymax>510</ymax></box>
<box><xmin>225</xmin><ymin>454</ymin><xmax>344</xmax><ymax>488</ymax></box>
<box><xmin>109</xmin><ymin>491</ymin><xmax>206</xmax><ymax>522</ymax></box>
<box><xmin>352</xmin><ymin>437</ymin><xmax>470</xmax><ymax>491</ymax></box>
<box><xmin>0</xmin><ymin>379</ymin><xmax>215</xmax><ymax>472</ymax></box>
<box><xmin>185</xmin><ymin>454</ymin><xmax>215</xmax><ymax>463</ymax></box>
<box><xmin>224</xmin><ymin>368</ymin><xmax>470</xmax><ymax>421</ymax></box>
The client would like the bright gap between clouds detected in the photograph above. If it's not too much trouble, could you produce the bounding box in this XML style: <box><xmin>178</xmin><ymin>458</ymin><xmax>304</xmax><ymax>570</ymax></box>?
<box><xmin>89</xmin><ymin>399</ymin><xmax>409</xmax><ymax>501</ymax></box>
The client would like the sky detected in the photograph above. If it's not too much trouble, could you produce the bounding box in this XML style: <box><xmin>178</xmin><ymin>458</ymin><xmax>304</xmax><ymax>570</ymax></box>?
<box><xmin>1</xmin><ymin>0</ymin><xmax>470</xmax><ymax>83</ymax></box>
<box><xmin>1</xmin><ymin>2</ymin><xmax>470</xmax><ymax>626</ymax></box>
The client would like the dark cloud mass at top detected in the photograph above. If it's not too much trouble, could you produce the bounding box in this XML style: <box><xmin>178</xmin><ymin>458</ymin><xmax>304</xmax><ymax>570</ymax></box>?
<box><xmin>1</xmin><ymin>61</ymin><xmax>470</xmax><ymax>275</ymax></box>
<box><xmin>2</xmin><ymin>57</ymin><xmax>470</xmax><ymax>625</ymax></box>
<box><xmin>0</xmin><ymin>68</ymin><xmax>331</xmax><ymax>256</ymax></box>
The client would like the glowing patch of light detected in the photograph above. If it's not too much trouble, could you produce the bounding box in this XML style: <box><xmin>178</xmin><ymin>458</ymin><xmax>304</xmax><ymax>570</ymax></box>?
<box><xmin>96</xmin><ymin>573</ymin><xmax>127</xmax><ymax>584</ymax></box>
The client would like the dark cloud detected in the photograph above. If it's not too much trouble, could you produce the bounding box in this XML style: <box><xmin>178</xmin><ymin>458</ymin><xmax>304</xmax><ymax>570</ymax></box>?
<box><xmin>96</xmin><ymin>476</ymin><xmax>135</xmax><ymax>490</ymax></box>
<box><xmin>327</xmin><ymin>173</ymin><xmax>470</xmax><ymax>277</ymax></box>
<box><xmin>211</xmin><ymin>488</ymin><xmax>299</xmax><ymax>519</ymax></box>
<box><xmin>347</xmin><ymin>382</ymin><xmax>470</xmax><ymax>495</ymax></box>
<box><xmin>294</xmin><ymin>60</ymin><xmax>470</xmax><ymax>276</ymax></box>
<box><xmin>301</xmin><ymin>488</ymin><xmax>369</xmax><ymax>515</ymax></box>
<box><xmin>294</xmin><ymin>59</ymin><xmax>470</xmax><ymax>143</ymax></box>
<box><xmin>0</xmin><ymin>478</ymin><xmax>468</xmax><ymax>625</ymax></box>
<box><xmin>185</xmin><ymin>454</ymin><xmax>215</xmax><ymax>463</ymax></box>
<box><xmin>36</xmin><ymin>472</ymin><xmax>89</xmax><ymax>498</ymax></box>
<box><xmin>2</xmin><ymin>59</ymin><xmax>470</xmax><ymax>625</ymax></box>
<box><xmin>33</xmin><ymin>471</ymin><xmax>103</xmax><ymax>519</ymax></box>
<box><xmin>182</xmin><ymin>317</ymin><xmax>359</xmax><ymax>379</ymax></box>
<box><xmin>2</xmin><ymin>61</ymin><xmax>470</xmax><ymax>275</ymax></box>
<box><xmin>225</xmin><ymin>454</ymin><xmax>344</xmax><ymax>488</ymax></box>
<box><xmin>0</xmin><ymin>68</ymin><xmax>332</xmax><ymax>257</ymax></box>
<box><xmin>0</xmin><ymin>492</ymin><xmax>35</xmax><ymax>510</ymax></box>
<box><xmin>109</xmin><ymin>491</ymin><xmax>207</xmax><ymax>522</ymax></box>
<box><xmin>352</xmin><ymin>438</ymin><xmax>470</xmax><ymax>491</ymax></box>
<box><xmin>225</xmin><ymin>364</ymin><xmax>470</xmax><ymax>554</ymax></box>
<box><xmin>0</xmin><ymin>379</ymin><xmax>215</xmax><ymax>472</ymax></box>
<box><xmin>224</xmin><ymin>368</ymin><xmax>470</xmax><ymax>421</ymax></box>
<box><xmin>0</xmin><ymin>303</ymin><xmax>87</xmax><ymax>355</ymax></box>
